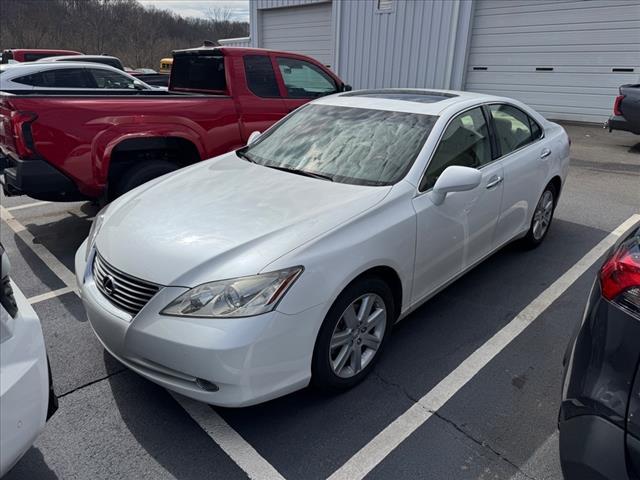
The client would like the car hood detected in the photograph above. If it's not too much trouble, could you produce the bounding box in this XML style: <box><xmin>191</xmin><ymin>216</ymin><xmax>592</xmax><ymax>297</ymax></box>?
<box><xmin>96</xmin><ymin>152</ymin><xmax>391</xmax><ymax>286</ymax></box>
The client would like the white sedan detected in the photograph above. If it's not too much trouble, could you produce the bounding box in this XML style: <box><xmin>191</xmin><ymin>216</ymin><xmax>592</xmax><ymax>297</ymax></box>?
<box><xmin>1</xmin><ymin>246</ymin><xmax>56</xmax><ymax>476</ymax></box>
<box><xmin>75</xmin><ymin>89</ymin><xmax>570</xmax><ymax>407</ymax></box>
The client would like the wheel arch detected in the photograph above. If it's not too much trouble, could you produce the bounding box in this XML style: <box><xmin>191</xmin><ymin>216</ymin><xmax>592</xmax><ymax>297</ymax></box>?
<box><xmin>105</xmin><ymin>136</ymin><xmax>201</xmax><ymax>198</ymax></box>
<box><xmin>339</xmin><ymin>265</ymin><xmax>404</xmax><ymax>322</ymax></box>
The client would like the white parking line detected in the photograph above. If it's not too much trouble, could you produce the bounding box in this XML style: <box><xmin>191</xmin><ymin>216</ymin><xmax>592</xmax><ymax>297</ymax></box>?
<box><xmin>0</xmin><ymin>205</ymin><xmax>79</xmax><ymax>294</ymax></box>
<box><xmin>172</xmin><ymin>394</ymin><xmax>286</xmax><ymax>480</ymax></box>
<box><xmin>328</xmin><ymin>213</ymin><xmax>640</xmax><ymax>480</ymax></box>
<box><xmin>6</xmin><ymin>200</ymin><xmax>51</xmax><ymax>212</ymax></box>
<box><xmin>1</xmin><ymin>204</ymin><xmax>284</xmax><ymax>480</ymax></box>
<box><xmin>27</xmin><ymin>287</ymin><xmax>75</xmax><ymax>304</ymax></box>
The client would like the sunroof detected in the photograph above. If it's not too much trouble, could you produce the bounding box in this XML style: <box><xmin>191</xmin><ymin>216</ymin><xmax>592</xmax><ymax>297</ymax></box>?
<box><xmin>341</xmin><ymin>89</ymin><xmax>457</xmax><ymax>104</ymax></box>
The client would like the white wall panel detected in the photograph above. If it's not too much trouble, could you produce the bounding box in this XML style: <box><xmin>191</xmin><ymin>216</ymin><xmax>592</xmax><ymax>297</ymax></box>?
<box><xmin>466</xmin><ymin>0</ymin><xmax>640</xmax><ymax>122</ymax></box>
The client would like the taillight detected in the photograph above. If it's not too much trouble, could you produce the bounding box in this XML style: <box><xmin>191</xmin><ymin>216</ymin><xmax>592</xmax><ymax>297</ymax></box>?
<box><xmin>613</xmin><ymin>95</ymin><xmax>624</xmax><ymax>116</ymax></box>
<box><xmin>11</xmin><ymin>110</ymin><xmax>37</xmax><ymax>158</ymax></box>
<box><xmin>599</xmin><ymin>230</ymin><xmax>640</xmax><ymax>314</ymax></box>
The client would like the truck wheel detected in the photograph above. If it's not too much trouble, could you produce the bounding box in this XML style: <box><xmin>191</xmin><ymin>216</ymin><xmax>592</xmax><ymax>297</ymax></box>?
<box><xmin>111</xmin><ymin>161</ymin><xmax>178</xmax><ymax>199</ymax></box>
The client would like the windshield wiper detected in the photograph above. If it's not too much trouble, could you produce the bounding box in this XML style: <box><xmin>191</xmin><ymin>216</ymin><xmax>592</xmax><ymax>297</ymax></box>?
<box><xmin>236</xmin><ymin>149</ymin><xmax>256</xmax><ymax>163</ymax></box>
<box><xmin>265</xmin><ymin>165</ymin><xmax>334</xmax><ymax>182</ymax></box>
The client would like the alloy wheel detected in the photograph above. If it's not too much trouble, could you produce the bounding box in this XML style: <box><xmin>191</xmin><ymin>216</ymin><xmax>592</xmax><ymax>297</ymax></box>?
<box><xmin>329</xmin><ymin>293</ymin><xmax>387</xmax><ymax>378</ymax></box>
<box><xmin>532</xmin><ymin>189</ymin><xmax>554</xmax><ymax>241</ymax></box>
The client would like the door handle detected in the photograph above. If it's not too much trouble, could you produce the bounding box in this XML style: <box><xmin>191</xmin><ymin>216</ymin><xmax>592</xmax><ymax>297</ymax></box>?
<box><xmin>540</xmin><ymin>148</ymin><xmax>552</xmax><ymax>159</ymax></box>
<box><xmin>486</xmin><ymin>175</ymin><xmax>503</xmax><ymax>189</ymax></box>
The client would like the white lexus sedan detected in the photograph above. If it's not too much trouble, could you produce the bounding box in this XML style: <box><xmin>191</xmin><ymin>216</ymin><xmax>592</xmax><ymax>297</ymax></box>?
<box><xmin>75</xmin><ymin>89</ymin><xmax>570</xmax><ymax>407</ymax></box>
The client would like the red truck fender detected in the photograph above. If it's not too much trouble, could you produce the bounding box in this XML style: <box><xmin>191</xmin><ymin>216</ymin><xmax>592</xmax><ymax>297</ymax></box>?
<box><xmin>91</xmin><ymin>119</ymin><xmax>206</xmax><ymax>197</ymax></box>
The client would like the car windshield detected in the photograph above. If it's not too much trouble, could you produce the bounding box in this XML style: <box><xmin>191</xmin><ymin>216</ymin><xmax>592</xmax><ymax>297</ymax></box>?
<box><xmin>242</xmin><ymin>104</ymin><xmax>437</xmax><ymax>186</ymax></box>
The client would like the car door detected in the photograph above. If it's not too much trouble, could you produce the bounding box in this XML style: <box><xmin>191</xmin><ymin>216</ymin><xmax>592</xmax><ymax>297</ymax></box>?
<box><xmin>237</xmin><ymin>54</ymin><xmax>288</xmax><ymax>142</ymax></box>
<box><xmin>273</xmin><ymin>56</ymin><xmax>339</xmax><ymax>112</ymax></box>
<box><xmin>488</xmin><ymin>103</ymin><xmax>548</xmax><ymax>247</ymax></box>
<box><xmin>411</xmin><ymin>106</ymin><xmax>504</xmax><ymax>304</ymax></box>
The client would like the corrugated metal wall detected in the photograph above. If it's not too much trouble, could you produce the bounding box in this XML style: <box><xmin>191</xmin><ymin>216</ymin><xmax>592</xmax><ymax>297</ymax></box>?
<box><xmin>334</xmin><ymin>0</ymin><xmax>473</xmax><ymax>90</ymax></box>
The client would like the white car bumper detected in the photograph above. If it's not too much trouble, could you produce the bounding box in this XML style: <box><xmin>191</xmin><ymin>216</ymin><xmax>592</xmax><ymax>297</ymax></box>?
<box><xmin>76</xmin><ymin>243</ymin><xmax>324</xmax><ymax>407</ymax></box>
<box><xmin>0</xmin><ymin>283</ymin><xmax>51</xmax><ymax>477</ymax></box>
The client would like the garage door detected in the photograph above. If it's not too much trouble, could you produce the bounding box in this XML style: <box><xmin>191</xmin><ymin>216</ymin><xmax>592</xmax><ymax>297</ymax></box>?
<box><xmin>260</xmin><ymin>2</ymin><xmax>333</xmax><ymax>67</ymax></box>
<box><xmin>465</xmin><ymin>0</ymin><xmax>640</xmax><ymax>123</ymax></box>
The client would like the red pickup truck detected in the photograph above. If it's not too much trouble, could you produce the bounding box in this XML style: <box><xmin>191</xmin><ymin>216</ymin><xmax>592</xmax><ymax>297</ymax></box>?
<box><xmin>0</xmin><ymin>47</ymin><xmax>348</xmax><ymax>201</ymax></box>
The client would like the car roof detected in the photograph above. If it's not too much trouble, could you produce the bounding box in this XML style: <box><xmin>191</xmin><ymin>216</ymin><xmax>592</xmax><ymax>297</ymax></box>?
<box><xmin>1</xmin><ymin>61</ymin><xmax>128</xmax><ymax>76</ymax></box>
<box><xmin>36</xmin><ymin>55</ymin><xmax>120</xmax><ymax>62</ymax></box>
<box><xmin>313</xmin><ymin>89</ymin><xmax>501</xmax><ymax>116</ymax></box>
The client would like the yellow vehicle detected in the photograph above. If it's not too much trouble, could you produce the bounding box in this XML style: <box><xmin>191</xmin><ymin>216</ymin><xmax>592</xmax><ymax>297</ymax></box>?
<box><xmin>159</xmin><ymin>57</ymin><xmax>172</xmax><ymax>74</ymax></box>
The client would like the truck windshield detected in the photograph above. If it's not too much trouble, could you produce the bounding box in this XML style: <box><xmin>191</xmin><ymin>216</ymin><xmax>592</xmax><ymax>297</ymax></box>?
<box><xmin>171</xmin><ymin>54</ymin><xmax>226</xmax><ymax>92</ymax></box>
<box><xmin>242</xmin><ymin>104</ymin><xmax>437</xmax><ymax>186</ymax></box>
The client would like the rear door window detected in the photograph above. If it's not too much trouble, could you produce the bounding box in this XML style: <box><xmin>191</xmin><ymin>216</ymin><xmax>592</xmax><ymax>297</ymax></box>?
<box><xmin>489</xmin><ymin>104</ymin><xmax>542</xmax><ymax>156</ymax></box>
<box><xmin>243</xmin><ymin>55</ymin><xmax>280</xmax><ymax>98</ymax></box>
<box><xmin>171</xmin><ymin>54</ymin><xmax>226</xmax><ymax>92</ymax></box>
<box><xmin>276</xmin><ymin>57</ymin><xmax>337</xmax><ymax>98</ymax></box>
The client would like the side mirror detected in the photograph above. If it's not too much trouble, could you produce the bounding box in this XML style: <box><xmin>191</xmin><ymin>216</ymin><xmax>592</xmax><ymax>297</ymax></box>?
<box><xmin>248</xmin><ymin>131</ymin><xmax>261</xmax><ymax>145</ymax></box>
<box><xmin>431</xmin><ymin>166</ymin><xmax>482</xmax><ymax>206</ymax></box>
<box><xmin>132</xmin><ymin>80</ymin><xmax>146</xmax><ymax>90</ymax></box>
<box><xmin>342</xmin><ymin>84</ymin><xmax>353</xmax><ymax>92</ymax></box>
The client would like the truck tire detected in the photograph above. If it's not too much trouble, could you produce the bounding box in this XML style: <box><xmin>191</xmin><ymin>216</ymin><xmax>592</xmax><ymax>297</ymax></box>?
<box><xmin>111</xmin><ymin>160</ymin><xmax>178</xmax><ymax>199</ymax></box>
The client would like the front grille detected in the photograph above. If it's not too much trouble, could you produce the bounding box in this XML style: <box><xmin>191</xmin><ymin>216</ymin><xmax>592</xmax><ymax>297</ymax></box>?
<box><xmin>93</xmin><ymin>253</ymin><xmax>161</xmax><ymax>315</ymax></box>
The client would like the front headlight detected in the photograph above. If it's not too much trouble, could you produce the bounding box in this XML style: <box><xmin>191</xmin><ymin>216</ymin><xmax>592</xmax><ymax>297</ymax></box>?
<box><xmin>85</xmin><ymin>205</ymin><xmax>109</xmax><ymax>260</ymax></box>
<box><xmin>161</xmin><ymin>267</ymin><xmax>303</xmax><ymax>318</ymax></box>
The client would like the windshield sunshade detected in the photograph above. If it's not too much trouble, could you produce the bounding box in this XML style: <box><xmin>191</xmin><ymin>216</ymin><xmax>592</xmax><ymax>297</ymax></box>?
<box><xmin>244</xmin><ymin>105</ymin><xmax>437</xmax><ymax>186</ymax></box>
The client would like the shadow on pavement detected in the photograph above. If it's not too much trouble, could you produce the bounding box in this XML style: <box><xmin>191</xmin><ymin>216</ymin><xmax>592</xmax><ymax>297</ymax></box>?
<box><xmin>5</xmin><ymin>447</ymin><xmax>58</xmax><ymax>480</ymax></box>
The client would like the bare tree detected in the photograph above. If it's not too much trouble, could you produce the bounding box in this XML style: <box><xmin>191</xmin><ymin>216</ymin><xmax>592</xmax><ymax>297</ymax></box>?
<box><xmin>0</xmin><ymin>0</ymin><xmax>249</xmax><ymax>69</ymax></box>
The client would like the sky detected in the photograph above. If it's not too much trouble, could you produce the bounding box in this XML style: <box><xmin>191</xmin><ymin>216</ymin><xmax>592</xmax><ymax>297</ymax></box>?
<box><xmin>138</xmin><ymin>0</ymin><xmax>250</xmax><ymax>23</ymax></box>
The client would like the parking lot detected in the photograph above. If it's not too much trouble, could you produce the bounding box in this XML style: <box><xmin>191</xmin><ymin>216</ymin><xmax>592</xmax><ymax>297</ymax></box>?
<box><xmin>1</xmin><ymin>123</ymin><xmax>638</xmax><ymax>480</ymax></box>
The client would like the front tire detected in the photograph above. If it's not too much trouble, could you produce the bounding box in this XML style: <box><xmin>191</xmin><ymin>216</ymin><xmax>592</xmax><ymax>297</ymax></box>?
<box><xmin>522</xmin><ymin>183</ymin><xmax>557</xmax><ymax>248</ymax></box>
<box><xmin>312</xmin><ymin>277</ymin><xmax>394</xmax><ymax>391</ymax></box>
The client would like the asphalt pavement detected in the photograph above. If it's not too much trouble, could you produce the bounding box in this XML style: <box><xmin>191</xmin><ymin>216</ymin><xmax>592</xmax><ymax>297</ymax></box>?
<box><xmin>1</xmin><ymin>123</ymin><xmax>638</xmax><ymax>480</ymax></box>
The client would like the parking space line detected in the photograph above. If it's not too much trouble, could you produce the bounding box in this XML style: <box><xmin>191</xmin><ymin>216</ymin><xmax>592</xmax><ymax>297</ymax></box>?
<box><xmin>27</xmin><ymin>287</ymin><xmax>74</xmax><ymax>304</ymax></box>
<box><xmin>328</xmin><ymin>213</ymin><xmax>640</xmax><ymax>480</ymax></box>
<box><xmin>172</xmin><ymin>394</ymin><xmax>286</xmax><ymax>480</ymax></box>
<box><xmin>0</xmin><ymin>205</ymin><xmax>79</xmax><ymax>294</ymax></box>
<box><xmin>6</xmin><ymin>200</ymin><xmax>51</xmax><ymax>212</ymax></box>
<box><xmin>1</xmin><ymin>203</ymin><xmax>284</xmax><ymax>480</ymax></box>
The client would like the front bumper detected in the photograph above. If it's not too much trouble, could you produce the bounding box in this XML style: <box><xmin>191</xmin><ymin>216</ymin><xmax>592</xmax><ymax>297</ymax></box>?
<box><xmin>605</xmin><ymin>115</ymin><xmax>640</xmax><ymax>135</ymax></box>
<box><xmin>0</xmin><ymin>152</ymin><xmax>86</xmax><ymax>201</ymax></box>
<box><xmin>75</xmin><ymin>244</ymin><xmax>324</xmax><ymax>407</ymax></box>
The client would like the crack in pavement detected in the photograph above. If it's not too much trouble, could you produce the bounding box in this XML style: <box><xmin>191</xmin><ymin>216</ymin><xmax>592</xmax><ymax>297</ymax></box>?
<box><xmin>372</xmin><ymin>370</ymin><xmax>537</xmax><ymax>480</ymax></box>
<box><xmin>56</xmin><ymin>368</ymin><xmax>127</xmax><ymax>399</ymax></box>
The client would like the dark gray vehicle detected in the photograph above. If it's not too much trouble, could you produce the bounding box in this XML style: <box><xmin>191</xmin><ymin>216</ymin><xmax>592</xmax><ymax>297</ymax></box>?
<box><xmin>606</xmin><ymin>84</ymin><xmax>640</xmax><ymax>135</ymax></box>
<box><xmin>559</xmin><ymin>221</ymin><xmax>640</xmax><ymax>479</ymax></box>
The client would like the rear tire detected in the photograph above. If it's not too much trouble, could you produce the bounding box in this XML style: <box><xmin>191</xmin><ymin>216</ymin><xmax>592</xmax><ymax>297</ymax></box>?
<box><xmin>111</xmin><ymin>160</ymin><xmax>178</xmax><ymax>199</ymax></box>
<box><xmin>522</xmin><ymin>183</ymin><xmax>557</xmax><ymax>249</ymax></box>
<box><xmin>312</xmin><ymin>277</ymin><xmax>394</xmax><ymax>391</ymax></box>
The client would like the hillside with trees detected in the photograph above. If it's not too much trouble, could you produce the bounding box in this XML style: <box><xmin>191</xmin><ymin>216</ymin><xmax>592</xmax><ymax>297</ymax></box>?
<box><xmin>0</xmin><ymin>0</ymin><xmax>249</xmax><ymax>69</ymax></box>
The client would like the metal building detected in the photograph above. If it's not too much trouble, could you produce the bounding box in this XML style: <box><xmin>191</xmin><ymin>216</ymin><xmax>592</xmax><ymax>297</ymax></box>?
<box><xmin>221</xmin><ymin>0</ymin><xmax>640</xmax><ymax>123</ymax></box>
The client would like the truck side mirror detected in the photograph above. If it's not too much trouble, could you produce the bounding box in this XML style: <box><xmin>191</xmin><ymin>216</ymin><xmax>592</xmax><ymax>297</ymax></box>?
<box><xmin>342</xmin><ymin>84</ymin><xmax>353</xmax><ymax>92</ymax></box>
<box><xmin>248</xmin><ymin>131</ymin><xmax>261</xmax><ymax>145</ymax></box>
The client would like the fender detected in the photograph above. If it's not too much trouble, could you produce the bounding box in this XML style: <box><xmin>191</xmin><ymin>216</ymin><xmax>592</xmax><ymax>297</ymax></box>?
<box><xmin>90</xmin><ymin>117</ymin><xmax>206</xmax><ymax>194</ymax></box>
